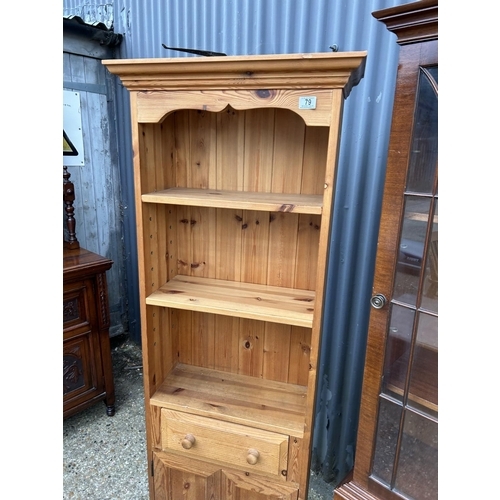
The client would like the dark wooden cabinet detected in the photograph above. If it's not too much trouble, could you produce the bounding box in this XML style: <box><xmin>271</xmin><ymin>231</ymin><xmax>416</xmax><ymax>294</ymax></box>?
<box><xmin>63</xmin><ymin>246</ymin><xmax>115</xmax><ymax>419</ymax></box>
<box><xmin>335</xmin><ymin>2</ymin><xmax>438</xmax><ymax>500</ymax></box>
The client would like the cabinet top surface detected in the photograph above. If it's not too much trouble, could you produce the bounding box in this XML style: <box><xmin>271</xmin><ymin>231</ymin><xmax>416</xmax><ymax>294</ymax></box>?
<box><xmin>63</xmin><ymin>246</ymin><xmax>113</xmax><ymax>275</ymax></box>
<box><xmin>102</xmin><ymin>51</ymin><xmax>367</xmax><ymax>96</ymax></box>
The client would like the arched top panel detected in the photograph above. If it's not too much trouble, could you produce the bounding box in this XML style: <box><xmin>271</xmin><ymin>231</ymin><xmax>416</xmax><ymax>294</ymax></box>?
<box><xmin>136</xmin><ymin>88</ymin><xmax>337</xmax><ymax>126</ymax></box>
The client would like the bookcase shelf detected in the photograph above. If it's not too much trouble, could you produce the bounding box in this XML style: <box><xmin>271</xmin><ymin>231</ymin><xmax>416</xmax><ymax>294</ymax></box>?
<box><xmin>142</xmin><ymin>188</ymin><xmax>324</xmax><ymax>215</ymax></box>
<box><xmin>150</xmin><ymin>363</ymin><xmax>307</xmax><ymax>437</ymax></box>
<box><xmin>146</xmin><ymin>275</ymin><xmax>315</xmax><ymax>328</ymax></box>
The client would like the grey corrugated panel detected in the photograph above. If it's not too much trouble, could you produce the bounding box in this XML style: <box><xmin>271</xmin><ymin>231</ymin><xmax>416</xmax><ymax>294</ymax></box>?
<box><xmin>63</xmin><ymin>1</ymin><xmax>115</xmax><ymax>29</ymax></box>
<box><xmin>63</xmin><ymin>14</ymin><xmax>110</xmax><ymax>31</ymax></box>
<box><xmin>63</xmin><ymin>0</ymin><xmax>415</xmax><ymax>486</ymax></box>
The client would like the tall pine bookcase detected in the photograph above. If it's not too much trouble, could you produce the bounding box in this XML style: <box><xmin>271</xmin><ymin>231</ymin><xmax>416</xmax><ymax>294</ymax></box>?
<box><xmin>104</xmin><ymin>52</ymin><xmax>366</xmax><ymax>500</ymax></box>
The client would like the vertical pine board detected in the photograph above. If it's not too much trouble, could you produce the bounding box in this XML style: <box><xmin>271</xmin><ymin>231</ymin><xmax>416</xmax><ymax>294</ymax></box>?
<box><xmin>177</xmin><ymin>310</ymin><xmax>194</xmax><ymax>366</ymax></box>
<box><xmin>294</xmin><ymin>126</ymin><xmax>328</xmax><ymax>290</ymax></box>
<box><xmin>215</xmin><ymin>108</ymin><xmax>244</xmax><ymax>284</ymax></box>
<box><xmin>267</xmin><ymin>212</ymin><xmax>298</xmax><ymax>288</ymax></box>
<box><xmin>175</xmin><ymin>205</ymin><xmax>193</xmax><ymax>276</ymax></box>
<box><xmin>288</xmin><ymin>327</ymin><xmax>312</xmax><ymax>386</ymax></box>
<box><xmin>243</xmin><ymin>109</ymin><xmax>275</xmax><ymax>193</ymax></box>
<box><xmin>267</xmin><ymin>110</ymin><xmax>304</xmax><ymax>288</ymax></box>
<box><xmin>271</xmin><ymin>109</ymin><xmax>305</xmax><ymax>194</ymax></box>
<box><xmin>190</xmin><ymin>206</ymin><xmax>216</xmax><ymax>278</ymax></box>
<box><xmin>301</xmin><ymin>126</ymin><xmax>329</xmax><ymax>195</ymax></box>
<box><xmin>262</xmin><ymin>323</ymin><xmax>291</xmax><ymax>383</ymax></box>
<box><xmin>160</xmin><ymin>307</ymin><xmax>176</xmax><ymax>374</ymax></box>
<box><xmin>170</xmin><ymin>309</ymin><xmax>181</xmax><ymax>362</ymax></box>
<box><xmin>241</xmin><ymin>108</ymin><xmax>274</xmax><ymax>286</ymax></box>
<box><xmin>294</xmin><ymin>214</ymin><xmax>321</xmax><ymax>291</ymax></box>
<box><xmin>287</xmin><ymin>436</ymin><xmax>303</xmax><ymax>485</ymax></box>
<box><xmin>214</xmin><ymin>316</ymin><xmax>240</xmax><ymax>372</ymax></box>
<box><xmin>146</xmin><ymin>305</ymin><xmax>161</xmax><ymax>394</ymax></box>
<box><xmin>215</xmin><ymin>208</ymin><xmax>243</xmax><ymax>281</ymax></box>
<box><xmin>238</xmin><ymin>319</ymin><xmax>265</xmax><ymax>378</ymax></box>
<box><xmin>166</xmin><ymin>206</ymin><xmax>178</xmax><ymax>282</ymax></box>
<box><xmin>153</xmin><ymin>126</ymin><xmax>168</xmax><ymax>287</ymax></box>
<box><xmin>191</xmin><ymin>311</ymin><xmax>215</xmax><ymax>369</ymax></box>
<box><xmin>240</xmin><ymin>211</ymin><xmax>270</xmax><ymax>285</ymax></box>
<box><xmin>161</xmin><ymin>113</ymin><xmax>177</xmax><ymax>189</ymax></box>
<box><xmin>216</xmin><ymin>107</ymin><xmax>245</xmax><ymax>190</ymax></box>
<box><xmin>189</xmin><ymin>110</ymin><xmax>217</xmax><ymax>189</ymax></box>
<box><xmin>173</xmin><ymin>111</ymin><xmax>190</xmax><ymax>188</ymax></box>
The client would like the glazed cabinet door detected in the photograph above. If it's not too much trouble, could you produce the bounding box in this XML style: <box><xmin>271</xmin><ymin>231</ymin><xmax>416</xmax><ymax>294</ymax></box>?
<box><xmin>335</xmin><ymin>2</ymin><xmax>438</xmax><ymax>500</ymax></box>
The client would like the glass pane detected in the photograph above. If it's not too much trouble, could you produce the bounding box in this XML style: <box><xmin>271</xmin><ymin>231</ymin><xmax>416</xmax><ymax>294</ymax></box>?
<box><xmin>372</xmin><ymin>397</ymin><xmax>403</xmax><ymax>486</ymax></box>
<box><xmin>407</xmin><ymin>312</ymin><xmax>438</xmax><ymax>418</ymax></box>
<box><xmin>393</xmin><ymin>196</ymin><xmax>431</xmax><ymax>305</ymax></box>
<box><xmin>394</xmin><ymin>409</ymin><xmax>438</xmax><ymax>499</ymax></box>
<box><xmin>381</xmin><ymin>305</ymin><xmax>415</xmax><ymax>403</ymax></box>
<box><xmin>421</xmin><ymin>200</ymin><xmax>438</xmax><ymax>312</ymax></box>
<box><xmin>426</xmin><ymin>65</ymin><xmax>438</xmax><ymax>84</ymax></box>
<box><xmin>406</xmin><ymin>69</ymin><xmax>438</xmax><ymax>194</ymax></box>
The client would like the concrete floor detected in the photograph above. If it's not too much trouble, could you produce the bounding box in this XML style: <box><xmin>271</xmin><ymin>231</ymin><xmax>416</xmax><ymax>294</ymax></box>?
<box><xmin>63</xmin><ymin>335</ymin><xmax>334</xmax><ymax>499</ymax></box>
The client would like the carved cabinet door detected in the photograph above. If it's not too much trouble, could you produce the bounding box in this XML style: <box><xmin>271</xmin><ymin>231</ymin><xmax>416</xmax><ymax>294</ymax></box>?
<box><xmin>63</xmin><ymin>278</ymin><xmax>104</xmax><ymax>407</ymax></box>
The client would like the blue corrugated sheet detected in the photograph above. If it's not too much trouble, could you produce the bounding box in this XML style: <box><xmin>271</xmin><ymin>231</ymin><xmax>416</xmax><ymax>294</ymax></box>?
<box><xmin>63</xmin><ymin>0</ymin><xmax>415</xmax><ymax>487</ymax></box>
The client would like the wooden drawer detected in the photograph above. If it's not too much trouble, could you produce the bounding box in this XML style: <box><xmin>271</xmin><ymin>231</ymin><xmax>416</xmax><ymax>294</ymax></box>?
<box><xmin>63</xmin><ymin>285</ymin><xmax>90</xmax><ymax>332</ymax></box>
<box><xmin>160</xmin><ymin>409</ymin><xmax>289</xmax><ymax>478</ymax></box>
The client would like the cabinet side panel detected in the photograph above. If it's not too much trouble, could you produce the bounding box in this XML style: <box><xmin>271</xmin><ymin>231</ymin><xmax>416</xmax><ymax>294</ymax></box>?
<box><xmin>146</xmin><ymin>305</ymin><xmax>175</xmax><ymax>395</ymax></box>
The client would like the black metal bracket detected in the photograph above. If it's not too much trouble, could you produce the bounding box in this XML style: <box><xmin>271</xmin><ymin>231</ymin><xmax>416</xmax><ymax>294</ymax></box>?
<box><xmin>162</xmin><ymin>44</ymin><xmax>227</xmax><ymax>57</ymax></box>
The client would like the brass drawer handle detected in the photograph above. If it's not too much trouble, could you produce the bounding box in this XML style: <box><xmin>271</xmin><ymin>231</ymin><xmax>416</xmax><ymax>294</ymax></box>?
<box><xmin>181</xmin><ymin>433</ymin><xmax>196</xmax><ymax>449</ymax></box>
<box><xmin>246</xmin><ymin>448</ymin><xmax>260</xmax><ymax>465</ymax></box>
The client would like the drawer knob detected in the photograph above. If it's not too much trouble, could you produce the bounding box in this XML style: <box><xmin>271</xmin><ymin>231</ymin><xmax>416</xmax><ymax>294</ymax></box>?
<box><xmin>246</xmin><ymin>448</ymin><xmax>260</xmax><ymax>465</ymax></box>
<box><xmin>181</xmin><ymin>434</ymin><xmax>196</xmax><ymax>449</ymax></box>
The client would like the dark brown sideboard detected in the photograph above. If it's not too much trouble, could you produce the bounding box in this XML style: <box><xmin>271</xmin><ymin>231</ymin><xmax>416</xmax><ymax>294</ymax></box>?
<box><xmin>63</xmin><ymin>246</ymin><xmax>115</xmax><ymax>419</ymax></box>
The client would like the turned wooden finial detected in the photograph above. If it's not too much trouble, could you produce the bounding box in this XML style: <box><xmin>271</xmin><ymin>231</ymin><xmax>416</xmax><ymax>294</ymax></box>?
<box><xmin>63</xmin><ymin>166</ymin><xmax>79</xmax><ymax>249</ymax></box>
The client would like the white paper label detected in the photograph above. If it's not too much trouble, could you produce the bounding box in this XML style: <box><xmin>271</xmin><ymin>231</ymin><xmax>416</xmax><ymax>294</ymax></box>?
<box><xmin>298</xmin><ymin>96</ymin><xmax>317</xmax><ymax>109</ymax></box>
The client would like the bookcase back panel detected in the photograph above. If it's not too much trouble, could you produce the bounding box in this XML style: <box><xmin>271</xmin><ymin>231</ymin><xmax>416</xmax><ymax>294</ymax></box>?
<box><xmin>139</xmin><ymin>109</ymin><xmax>328</xmax><ymax>196</ymax></box>
<box><xmin>171</xmin><ymin>309</ymin><xmax>311</xmax><ymax>384</ymax></box>
<box><xmin>142</xmin><ymin>204</ymin><xmax>321</xmax><ymax>291</ymax></box>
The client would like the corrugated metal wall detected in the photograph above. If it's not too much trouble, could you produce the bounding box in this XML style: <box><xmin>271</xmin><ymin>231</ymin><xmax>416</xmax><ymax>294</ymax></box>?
<box><xmin>63</xmin><ymin>0</ymin><xmax>414</xmax><ymax>487</ymax></box>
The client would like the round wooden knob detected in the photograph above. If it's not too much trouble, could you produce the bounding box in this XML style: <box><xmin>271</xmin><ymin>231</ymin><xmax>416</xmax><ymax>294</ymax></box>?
<box><xmin>181</xmin><ymin>433</ymin><xmax>196</xmax><ymax>449</ymax></box>
<box><xmin>246</xmin><ymin>448</ymin><xmax>260</xmax><ymax>465</ymax></box>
